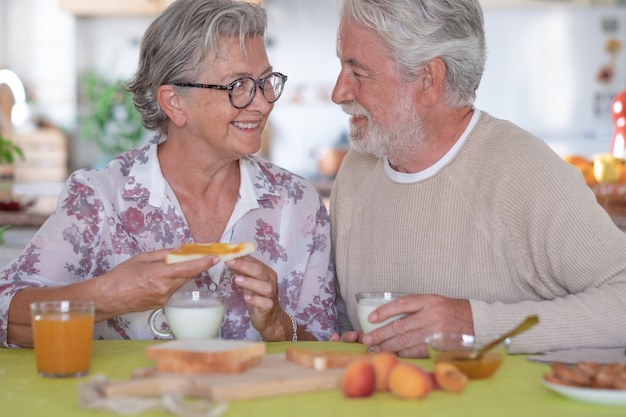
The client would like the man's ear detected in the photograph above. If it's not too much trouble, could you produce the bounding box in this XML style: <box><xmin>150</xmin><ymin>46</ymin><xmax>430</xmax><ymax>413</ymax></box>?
<box><xmin>157</xmin><ymin>84</ymin><xmax>187</xmax><ymax>127</ymax></box>
<box><xmin>416</xmin><ymin>57</ymin><xmax>446</xmax><ymax>106</ymax></box>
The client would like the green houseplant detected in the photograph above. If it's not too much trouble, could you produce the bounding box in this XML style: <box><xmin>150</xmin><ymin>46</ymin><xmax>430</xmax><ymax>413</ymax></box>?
<box><xmin>78</xmin><ymin>72</ymin><xmax>145</xmax><ymax>158</ymax></box>
<box><xmin>0</xmin><ymin>134</ymin><xmax>25</xmax><ymax>244</ymax></box>
<box><xmin>0</xmin><ymin>133</ymin><xmax>25</xmax><ymax>196</ymax></box>
<box><xmin>0</xmin><ymin>224</ymin><xmax>9</xmax><ymax>245</ymax></box>
<box><xmin>0</xmin><ymin>133</ymin><xmax>25</xmax><ymax>166</ymax></box>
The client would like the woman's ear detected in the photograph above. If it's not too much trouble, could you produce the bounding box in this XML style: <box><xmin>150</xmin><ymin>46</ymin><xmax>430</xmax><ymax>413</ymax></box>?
<box><xmin>416</xmin><ymin>57</ymin><xmax>446</xmax><ymax>106</ymax></box>
<box><xmin>157</xmin><ymin>84</ymin><xmax>187</xmax><ymax>127</ymax></box>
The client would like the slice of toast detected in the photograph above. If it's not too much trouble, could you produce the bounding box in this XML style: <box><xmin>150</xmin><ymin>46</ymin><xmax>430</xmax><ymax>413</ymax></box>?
<box><xmin>146</xmin><ymin>339</ymin><xmax>266</xmax><ymax>374</ymax></box>
<box><xmin>285</xmin><ymin>346</ymin><xmax>368</xmax><ymax>370</ymax></box>
<box><xmin>165</xmin><ymin>242</ymin><xmax>256</xmax><ymax>264</ymax></box>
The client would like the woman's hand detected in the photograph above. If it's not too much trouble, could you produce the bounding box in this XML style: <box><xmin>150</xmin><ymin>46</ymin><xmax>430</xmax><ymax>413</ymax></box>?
<box><xmin>228</xmin><ymin>256</ymin><xmax>294</xmax><ymax>341</ymax></box>
<box><xmin>94</xmin><ymin>249</ymin><xmax>219</xmax><ymax>318</ymax></box>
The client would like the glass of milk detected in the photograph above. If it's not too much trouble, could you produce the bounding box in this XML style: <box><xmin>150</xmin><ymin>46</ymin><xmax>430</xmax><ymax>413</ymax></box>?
<box><xmin>148</xmin><ymin>290</ymin><xmax>226</xmax><ymax>339</ymax></box>
<box><xmin>356</xmin><ymin>292</ymin><xmax>408</xmax><ymax>334</ymax></box>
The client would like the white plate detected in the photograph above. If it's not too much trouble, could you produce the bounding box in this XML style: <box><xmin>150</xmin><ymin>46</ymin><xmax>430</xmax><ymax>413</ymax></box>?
<box><xmin>542</xmin><ymin>378</ymin><xmax>626</xmax><ymax>405</ymax></box>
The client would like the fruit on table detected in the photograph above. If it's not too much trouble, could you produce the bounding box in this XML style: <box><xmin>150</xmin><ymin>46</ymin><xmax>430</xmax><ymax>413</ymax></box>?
<box><xmin>433</xmin><ymin>362</ymin><xmax>468</xmax><ymax>393</ymax></box>
<box><xmin>562</xmin><ymin>155</ymin><xmax>591</xmax><ymax>166</ymax></box>
<box><xmin>340</xmin><ymin>352</ymin><xmax>470</xmax><ymax>400</ymax></box>
<box><xmin>560</xmin><ymin>154</ymin><xmax>626</xmax><ymax>185</ymax></box>
<box><xmin>593</xmin><ymin>153</ymin><xmax>620</xmax><ymax>184</ymax></box>
<box><xmin>619</xmin><ymin>162</ymin><xmax>626</xmax><ymax>184</ymax></box>
<box><xmin>433</xmin><ymin>350</ymin><xmax>505</xmax><ymax>380</ymax></box>
<box><xmin>370</xmin><ymin>352</ymin><xmax>399</xmax><ymax>392</ymax></box>
<box><xmin>341</xmin><ymin>359</ymin><xmax>376</xmax><ymax>398</ymax></box>
<box><xmin>577</xmin><ymin>162</ymin><xmax>597</xmax><ymax>186</ymax></box>
<box><xmin>388</xmin><ymin>362</ymin><xmax>434</xmax><ymax>400</ymax></box>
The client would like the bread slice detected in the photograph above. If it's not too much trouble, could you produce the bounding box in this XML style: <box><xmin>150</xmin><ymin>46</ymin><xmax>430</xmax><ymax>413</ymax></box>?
<box><xmin>285</xmin><ymin>346</ymin><xmax>369</xmax><ymax>370</ymax></box>
<box><xmin>146</xmin><ymin>339</ymin><xmax>266</xmax><ymax>374</ymax></box>
<box><xmin>165</xmin><ymin>242</ymin><xmax>256</xmax><ymax>264</ymax></box>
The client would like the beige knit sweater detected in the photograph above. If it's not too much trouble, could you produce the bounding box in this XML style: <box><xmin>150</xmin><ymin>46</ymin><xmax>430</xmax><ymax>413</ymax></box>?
<box><xmin>330</xmin><ymin>111</ymin><xmax>626</xmax><ymax>354</ymax></box>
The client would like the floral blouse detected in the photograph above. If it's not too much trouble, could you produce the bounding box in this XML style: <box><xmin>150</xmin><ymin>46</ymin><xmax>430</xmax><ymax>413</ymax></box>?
<box><xmin>0</xmin><ymin>136</ymin><xmax>337</xmax><ymax>347</ymax></box>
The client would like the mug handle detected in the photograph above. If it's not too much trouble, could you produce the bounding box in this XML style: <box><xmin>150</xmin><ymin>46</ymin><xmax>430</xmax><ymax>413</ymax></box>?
<box><xmin>148</xmin><ymin>308</ymin><xmax>173</xmax><ymax>339</ymax></box>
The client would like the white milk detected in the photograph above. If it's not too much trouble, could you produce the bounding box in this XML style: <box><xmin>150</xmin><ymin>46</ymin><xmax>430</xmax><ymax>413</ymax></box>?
<box><xmin>357</xmin><ymin>298</ymin><xmax>406</xmax><ymax>334</ymax></box>
<box><xmin>164</xmin><ymin>300</ymin><xmax>224</xmax><ymax>339</ymax></box>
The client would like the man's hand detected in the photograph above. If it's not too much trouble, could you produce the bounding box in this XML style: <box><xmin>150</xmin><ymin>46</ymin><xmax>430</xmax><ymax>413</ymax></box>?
<box><xmin>359</xmin><ymin>294</ymin><xmax>473</xmax><ymax>358</ymax></box>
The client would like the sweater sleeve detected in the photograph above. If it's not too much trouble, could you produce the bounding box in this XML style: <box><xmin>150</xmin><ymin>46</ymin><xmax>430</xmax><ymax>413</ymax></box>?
<box><xmin>468</xmin><ymin>117</ymin><xmax>626</xmax><ymax>354</ymax></box>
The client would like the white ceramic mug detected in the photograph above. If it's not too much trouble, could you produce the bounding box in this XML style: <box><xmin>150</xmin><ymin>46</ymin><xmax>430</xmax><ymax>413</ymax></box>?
<box><xmin>356</xmin><ymin>292</ymin><xmax>408</xmax><ymax>334</ymax></box>
<box><xmin>148</xmin><ymin>290</ymin><xmax>226</xmax><ymax>339</ymax></box>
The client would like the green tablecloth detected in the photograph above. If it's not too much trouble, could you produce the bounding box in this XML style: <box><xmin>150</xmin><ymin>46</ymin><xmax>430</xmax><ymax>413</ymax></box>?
<box><xmin>1</xmin><ymin>340</ymin><xmax>624</xmax><ymax>417</ymax></box>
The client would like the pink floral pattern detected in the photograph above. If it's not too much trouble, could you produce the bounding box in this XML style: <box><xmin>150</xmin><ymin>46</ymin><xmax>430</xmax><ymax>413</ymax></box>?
<box><xmin>0</xmin><ymin>136</ymin><xmax>337</xmax><ymax>346</ymax></box>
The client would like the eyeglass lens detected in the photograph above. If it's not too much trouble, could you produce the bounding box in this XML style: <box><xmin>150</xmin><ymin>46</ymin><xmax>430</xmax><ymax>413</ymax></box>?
<box><xmin>232</xmin><ymin>73</ymin><xmax>285</xmax><ymax>108</ymax></box>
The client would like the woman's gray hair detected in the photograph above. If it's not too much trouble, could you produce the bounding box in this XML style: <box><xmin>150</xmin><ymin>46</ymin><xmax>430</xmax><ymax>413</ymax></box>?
<box><xmin>336</xmin><ymin>0</ymin><xmax>486</xmax><ymax>107</ymax></box>
<box><xmin>128</xmin><ymin>0</ymin><xmax>267</xmax><ymax>134</ymax></box>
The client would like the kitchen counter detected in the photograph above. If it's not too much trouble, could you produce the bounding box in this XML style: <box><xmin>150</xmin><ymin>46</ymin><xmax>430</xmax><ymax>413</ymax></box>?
<box><xmin>593</xmin><ymin>184</ymin><xmax>626</xmax><ymax>231</ymax></box>
<box><xmin>0</xmin><ymin>203</ymin><xmax>53</xmax><ymax>227</ymax></box>
<box><xmin>0</xmin><ymin>182</ymin><xmax>61</xmax><ymax>228</ymax></box>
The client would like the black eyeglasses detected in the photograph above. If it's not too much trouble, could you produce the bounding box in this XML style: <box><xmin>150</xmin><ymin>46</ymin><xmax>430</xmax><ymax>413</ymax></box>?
<box><xmin>173</xmin><ymin>72</ymin><xmax>288</xmax><ymax>109</ymax></box>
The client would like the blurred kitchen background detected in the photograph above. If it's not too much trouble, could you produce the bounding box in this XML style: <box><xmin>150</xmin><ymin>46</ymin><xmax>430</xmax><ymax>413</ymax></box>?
<box><xmin>2</xmin><ymin>0</ymin><xmax>626</xmax><ymax>179</ymax></box>
<box><xmin>1</xmin><ymin>0</ymin><xmax>626</xmax><ymax>263</ymax></box>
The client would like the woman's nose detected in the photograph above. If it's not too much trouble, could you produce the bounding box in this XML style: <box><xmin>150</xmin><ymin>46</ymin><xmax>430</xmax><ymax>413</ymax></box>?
<box><xmin>247</xmin><ymin>84</ymin><xmax>273</xmax><ymax>112</ymax></box>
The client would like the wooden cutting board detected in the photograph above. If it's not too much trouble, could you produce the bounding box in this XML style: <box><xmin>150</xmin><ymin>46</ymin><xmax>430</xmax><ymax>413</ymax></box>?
<box><xmin>102</xmin><ymin>353</ymin><xmax>344</xmax><ymax>401</ymax></box>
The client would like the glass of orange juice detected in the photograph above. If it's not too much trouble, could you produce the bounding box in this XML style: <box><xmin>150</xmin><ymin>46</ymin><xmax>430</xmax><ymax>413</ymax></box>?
<box><xmin>30</xmin><ymin>300</ymin><xmax>95</xmax><ymax>378</ymax></box>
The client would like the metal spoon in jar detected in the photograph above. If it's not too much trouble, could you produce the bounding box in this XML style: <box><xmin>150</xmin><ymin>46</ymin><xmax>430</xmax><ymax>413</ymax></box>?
<box><xmin>467</xmin><ymin>315</ymin><xmax>539</xmax><ymax>360</ymax></box>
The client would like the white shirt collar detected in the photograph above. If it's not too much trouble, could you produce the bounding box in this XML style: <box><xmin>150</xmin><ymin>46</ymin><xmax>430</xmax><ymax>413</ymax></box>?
<box><xmin>384</xmin><ymin>109</ymin><xmax>481</xmax><ymax>183</ymax></box>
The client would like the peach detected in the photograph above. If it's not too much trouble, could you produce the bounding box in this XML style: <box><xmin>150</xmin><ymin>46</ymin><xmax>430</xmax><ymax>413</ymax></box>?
<box><xmin>341</xmin><ymin>359</ymin><xmax>376</xmax><ymax>398</ymax></box>
<box><xmin>370</xmin><ymin>352</ymin><xmax>399</xmax><ymax>392</ymax></box>
<box><xmin>427</xmin><ymin>371</ymin><xmax>441</xmax><ymax>391</ymax></box>
<box><xmin>434</xmin><ymin>362</ymin><xmax>468</xmax><ymax>393</ymax></box>
<box><xmin>388</xmin><ymin>362</ymin><xmax>433</xmax><ymax>400</ymax></box>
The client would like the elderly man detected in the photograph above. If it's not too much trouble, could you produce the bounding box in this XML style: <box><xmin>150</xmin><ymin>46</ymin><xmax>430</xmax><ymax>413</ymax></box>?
<box><xmin>329</xmin><ymin>0</ymin><xmax>626</xmax><ymax>357</ymax></box>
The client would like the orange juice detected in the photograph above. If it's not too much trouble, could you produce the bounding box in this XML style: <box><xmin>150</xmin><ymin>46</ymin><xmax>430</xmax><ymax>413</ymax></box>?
<box><xmin>31</xmin><ymin>302</ymin><xmax>94</xmax><ymax>378</ymax></box>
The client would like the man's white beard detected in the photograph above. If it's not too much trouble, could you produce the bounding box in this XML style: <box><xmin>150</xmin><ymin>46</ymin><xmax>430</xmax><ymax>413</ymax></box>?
<box><xmin>341</xmin><ymin>100</ymin><xmax>424</xmax><ymax>165</ymax></box>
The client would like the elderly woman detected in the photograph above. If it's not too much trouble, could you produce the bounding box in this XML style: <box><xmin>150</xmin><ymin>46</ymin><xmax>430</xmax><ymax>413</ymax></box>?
<box><xmin>0</xmin><ymin>0</ymin><xmax>336</xmax><ymax>347</ymax></box>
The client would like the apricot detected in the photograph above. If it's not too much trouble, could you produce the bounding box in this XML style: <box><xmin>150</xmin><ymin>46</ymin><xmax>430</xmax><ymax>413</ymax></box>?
<box><xmin>388</xmin><ymin>362</ymin><xmax>433</xmax><ymax>400</ymax></box>
<box><xmin>575</xmin><ymin>162</ymin><xmax>597</xmax><ymax>186</ymax></box>
<box><xmin>617</xmin><ymin>161</ymin><xmax>626</xmax><ymax>184</ymax></box>
<box><xmin>563</xmin><ymin>154</ymin><xmax>591</xmax><ymax>166</ymax></box>
<box><xmin>341</xmin><ymin>359</ymin><xmax>376</xmax><ymax>398</ymax></box>
<box><xmin>427</xmin><ymin>371</ymin><xmax>441</xmax><ymax>391</ymax></box>
<box><xmin>434</xmin><ymin>362</ymin><xmax>468</xmax><ymax>393</ymax></box>
<box><xmin>370</xmin><ymin>352</ymin><xmax>399</xmax><ymax>392</ymax></box>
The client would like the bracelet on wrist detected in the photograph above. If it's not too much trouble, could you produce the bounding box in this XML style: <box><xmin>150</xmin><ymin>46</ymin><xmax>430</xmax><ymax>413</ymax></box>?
<box><xmin>288</xmin><ymin>313</ymin><xmax>298</xmax><ymax>342</ymax></box>
<box><xmin>259</xmin><ymin>312</ymin><xmax>298</xmax><ymax>342</ymax></box>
